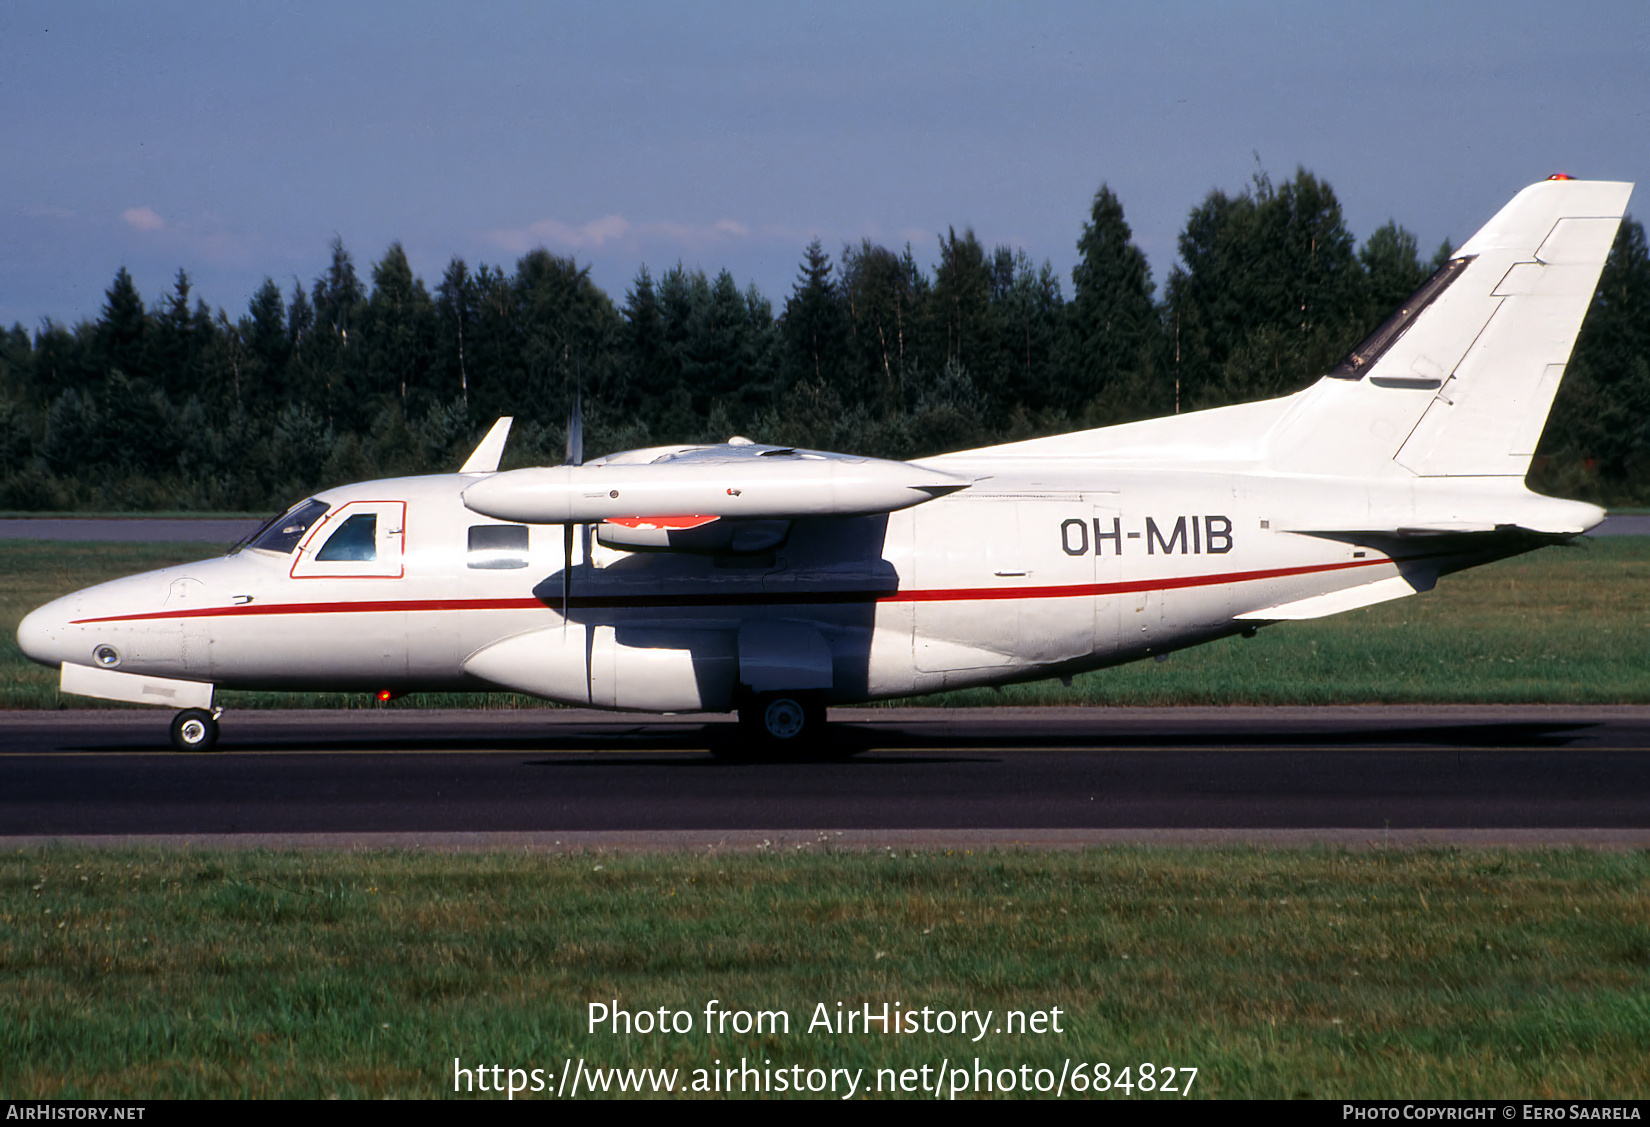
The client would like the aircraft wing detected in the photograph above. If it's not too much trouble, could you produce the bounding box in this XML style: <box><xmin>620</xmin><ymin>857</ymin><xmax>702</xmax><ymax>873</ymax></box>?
<box><xmin>460</xmin><ymin>441</ymin><xmax>971</xmax><ymax>524</ymax></box>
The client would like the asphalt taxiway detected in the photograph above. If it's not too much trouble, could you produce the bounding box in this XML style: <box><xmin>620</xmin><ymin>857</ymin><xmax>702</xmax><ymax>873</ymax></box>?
<box><xmin>3</xmin><ymin>706</ymin><xmax>1648</xmax><ymax>849</ymax></box>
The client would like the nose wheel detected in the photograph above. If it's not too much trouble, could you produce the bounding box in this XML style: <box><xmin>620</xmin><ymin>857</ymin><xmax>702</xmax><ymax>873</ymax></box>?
<box><xmin>170</xmin><ymin>708</ymin><xmax>221</xmax><ymax>753</ymax></box>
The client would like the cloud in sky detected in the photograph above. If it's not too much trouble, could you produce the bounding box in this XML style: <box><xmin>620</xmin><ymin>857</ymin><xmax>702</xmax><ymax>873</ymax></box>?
<box><xmin>122</xmin><ymin>207</ymin><xmax>165</xmax><ymax>232</ymax></box>
<box><xmin>5</xmin><ymin>4</ymin><xmax>1646</xmax><ymax>327</ymax></box>
<box><xmin>485</xmin><ymin>214</ymin><xmax>750</xmax><ymax>256</ymax></box>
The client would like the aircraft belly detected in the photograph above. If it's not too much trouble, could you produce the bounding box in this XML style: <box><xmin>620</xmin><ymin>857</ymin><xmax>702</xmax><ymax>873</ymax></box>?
<box><xmin>205</xmin><ymin>610</ymin><xmax>411</xmax><ymax>687</ymax></box>
<box><xmin>179</xmin><ymin>616</ymin><xmax>211</xmax><ymax>678</ymax></box>
<box><xmin>863</xmin><ymin>613</ymin><xmax>917</xmax><ymax>698</ymax></box>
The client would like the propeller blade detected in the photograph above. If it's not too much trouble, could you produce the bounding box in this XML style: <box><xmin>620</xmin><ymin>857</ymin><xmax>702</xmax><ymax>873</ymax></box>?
<box><xmin>564</xmin><ymin>376</ymin><xmax>580</xmax><ymax>628</ymax></box>
<box><xmin>563</xmin><ymin>521</ymin><xmax>574</xmax><ymax>622</ymax></box>
<box><xmin>566</xmin><ymin>385</ymin><xmax>584</xmax><ymax>468</ymax></box>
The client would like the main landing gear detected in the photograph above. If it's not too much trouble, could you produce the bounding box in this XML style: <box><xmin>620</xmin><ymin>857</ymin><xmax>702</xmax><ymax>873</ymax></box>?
<box><xmin>723</xmin><ymin>691</ymin><xmax>829</xmax><ymax>759</ymax></box>
<box><xmin>170</xmin><ymin>708</ymin><xmax>221</xmax><ymax>753</ymax></box>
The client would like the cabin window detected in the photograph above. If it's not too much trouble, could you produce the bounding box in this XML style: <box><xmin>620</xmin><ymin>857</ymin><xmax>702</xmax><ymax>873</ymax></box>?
<box><xmin>316</xmin><ymin>513</ymin><xmax>378</xmax><ymax>562</ymax></box>
<box><xmin>468</xmin><ymin>524</ymin><xmax>529</xmax><ymax>569</ymax></box>
<box><xmin>240</xmin><ymin>498</ymin><xmax>330</xmax><ymax>554</ymax></box>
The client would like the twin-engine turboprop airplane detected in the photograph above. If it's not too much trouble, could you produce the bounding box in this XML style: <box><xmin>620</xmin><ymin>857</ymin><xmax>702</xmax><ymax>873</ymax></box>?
<box><xmin>16</xmin><ymin>176</ymin><xmax>1632</xmax><ymax>752</ymax></box>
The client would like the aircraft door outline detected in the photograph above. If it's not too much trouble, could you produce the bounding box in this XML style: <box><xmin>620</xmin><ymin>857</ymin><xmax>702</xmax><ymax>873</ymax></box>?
<box><xmin>291</xmin><ymin>500</ymin><xmax>407</xmax><ymax>579</ymax></box>
<box><xmin>912</xmin><ymin>498</ymin><xmax>1106</xmax><ymax>673</ymax></box>
<box><xmin>1088</xmin><ymin>504</ymin><xmax>1123</xmax><ymax>661</ymax></box>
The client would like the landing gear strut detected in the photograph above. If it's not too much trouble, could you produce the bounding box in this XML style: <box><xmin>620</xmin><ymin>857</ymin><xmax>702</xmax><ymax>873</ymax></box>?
<box><xmin>170</xmin><ymin>708</ymin><xmax>221</xmax><ymax>753</ymax></box>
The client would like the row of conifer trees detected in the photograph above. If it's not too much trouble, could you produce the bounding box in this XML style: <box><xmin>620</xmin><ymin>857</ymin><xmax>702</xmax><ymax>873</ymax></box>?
<box><xmin>1</xmin><ymin>168</ymin><xmax>1646</xmax><ymax>513</ymax></box>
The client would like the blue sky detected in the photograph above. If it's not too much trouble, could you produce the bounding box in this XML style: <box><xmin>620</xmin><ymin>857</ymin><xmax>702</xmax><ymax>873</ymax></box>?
<box><xmin>3</xmin><ymin>1</ymin><xmax>1647</xmax><ymax>328</ymax></box>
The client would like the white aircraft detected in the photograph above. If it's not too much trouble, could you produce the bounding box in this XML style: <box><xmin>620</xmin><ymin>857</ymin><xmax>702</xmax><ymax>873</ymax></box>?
<box><xmin>16</xmin><ymin>176</ymin><xmax>1631</xmax><ymax>753</ymax></box>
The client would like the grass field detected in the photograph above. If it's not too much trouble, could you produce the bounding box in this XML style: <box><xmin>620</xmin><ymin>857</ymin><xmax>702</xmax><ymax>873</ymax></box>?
<box><xmin>2</xmin><ymin>846</ymin><xmax>1646</xmax><ymax>1099</ymax></box>
<box><xmin>4</xmin><ymin>544</ymin><xmax>1647</xmax><ymax>1101</ymax></box>
<box><xmin>3</xmin><ymin>537</ymin><xmax>1648</xmax><ymax>710</ymax></box>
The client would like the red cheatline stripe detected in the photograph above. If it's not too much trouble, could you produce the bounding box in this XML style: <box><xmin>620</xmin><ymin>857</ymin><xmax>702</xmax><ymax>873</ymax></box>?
<box><xmin>68</xmin><ymin>556</ymin><xmax>1393</xmax><ymax>625</ymax></box>
<box><xmin>73</xmin><ymin>597</ymin><xmax>542</xmax><ymax>624</ymax></box>
<box><xmin>886</xmin><ymin>556</ymin><xmax>1387</xmax><ymax>603</ymax></box>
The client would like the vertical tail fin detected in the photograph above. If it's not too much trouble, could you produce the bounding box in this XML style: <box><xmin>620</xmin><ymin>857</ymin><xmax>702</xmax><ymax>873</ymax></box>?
<box><xmin>1268</xmin><ymin>177</ymin><xmax>1632</xmax><ymax>477</ymax></box>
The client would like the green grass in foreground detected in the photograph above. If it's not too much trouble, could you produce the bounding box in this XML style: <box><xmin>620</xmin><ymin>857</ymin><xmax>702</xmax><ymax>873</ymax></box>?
<box><xmin>2</xmin><ymin>537</ymin><xmax>1649</xmax><ymax>709</ymax></box>
<box><xmin>2</xmin><ymin>847</ymin><xmax>1647</xmax><ymax>1099</ymax></box>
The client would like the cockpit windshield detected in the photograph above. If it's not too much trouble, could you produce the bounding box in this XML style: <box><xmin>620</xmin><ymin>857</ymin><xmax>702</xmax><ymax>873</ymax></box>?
<box><xmin>230</xmin><ymin>498</ymin><xmax>332</xmax><ymax>555</ymax></box>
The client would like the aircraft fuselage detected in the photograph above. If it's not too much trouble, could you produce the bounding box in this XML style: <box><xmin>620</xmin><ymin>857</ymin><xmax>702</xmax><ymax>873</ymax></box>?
<box><xmin>14</xmin><ymin>177</ymin><xmax>1630</xmax><ymax>741</ymax></box>
<box><xmin>15</xmin><ymin>459</ymin><xmax>1580</xmax><ymax>710</ymax></box>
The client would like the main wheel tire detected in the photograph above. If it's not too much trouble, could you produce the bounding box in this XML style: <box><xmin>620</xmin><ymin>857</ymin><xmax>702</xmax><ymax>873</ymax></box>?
<box><xmin>736</xmin><ymin>692</ymin><xmax>826</xmax><ymax>751</ymax></box>
<box><xmin>170</xmin><ymin>708</ymin><xmax>219</xmax><ymax>753</ymax></box>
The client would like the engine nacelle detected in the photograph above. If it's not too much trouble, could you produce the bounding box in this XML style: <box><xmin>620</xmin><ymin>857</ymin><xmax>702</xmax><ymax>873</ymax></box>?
<box><xmin>460</xmin><ymin>446</ymin><xmax>970</xmax><ymax>524</ymax></box>
<box><xmin>463</xmin><ymin>625</ymin><xmax>737</xmax><ymax>711</ymax></box>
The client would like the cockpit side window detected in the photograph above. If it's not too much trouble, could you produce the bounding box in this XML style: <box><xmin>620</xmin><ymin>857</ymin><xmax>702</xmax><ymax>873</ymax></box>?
<box><xmin>238</xmin><ymin>498</ymin><xmax>331</xmax><ymax>555</ymax></box>
<box><xmin>315</xmin><ymin>513</ymin><xmax>379</xmax><ymax>562</ymax></box>
<box><xmin>468</xmin><ymin>524</ymin><xmax>529</xmax><ymax>569</ymax></box>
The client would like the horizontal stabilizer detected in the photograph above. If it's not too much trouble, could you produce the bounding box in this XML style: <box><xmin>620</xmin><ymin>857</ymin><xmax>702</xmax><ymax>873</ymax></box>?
<box><xmin>1281</xmin><ymin>522</ymin><xmax>1502</xmax><ymax>537</ymax></box>
<box><xmin>1235</xmin><ymin>575</ymin><xmax>1426</xmax><ymax>622</ymax></box>
<box><xmin>1278</xmin><ymin>488</ymin><xmax>1604</xmax><ymax>539</ymax></box>
<box><xmin>463</xmin><ymin>442</ymin><xmax>970</xmax><ymax>524</ymax></box>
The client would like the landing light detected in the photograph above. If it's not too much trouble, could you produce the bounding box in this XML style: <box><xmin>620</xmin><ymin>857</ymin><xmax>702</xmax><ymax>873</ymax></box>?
<box><xmin>94</xmin><ymin>645</ymin><xmax>120</xmax><ymax>667</ymax></box>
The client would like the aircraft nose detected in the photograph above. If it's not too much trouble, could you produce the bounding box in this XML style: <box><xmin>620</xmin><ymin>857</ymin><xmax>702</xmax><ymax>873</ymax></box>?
<box><xmin>16</xmin><ymin>600</ymin><xmax>70</xmax><ymax>667</ymax></box>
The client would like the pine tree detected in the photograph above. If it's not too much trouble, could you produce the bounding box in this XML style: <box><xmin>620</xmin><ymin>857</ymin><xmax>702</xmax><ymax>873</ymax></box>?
<box><xmin>310</xmin><ymin>237</ymin><xmax>365</xmax><ymax>424</ymax></box>
<box><xmin>1064</xmin><ymin>184</ymin><xmax>1159</xmax><ymax>416</ymax></box>
<box><xmin>839</xmin><ymin>240</ymin><xmax>925</xmax><ymax>412</ymax></box>
<box><xmin>435</xmin><ymin>258</ymin><xmax>476</xmax><ymax>406</ymax></box>
<box><xmin>365</xmin><ymin>243</ymin><xmax>434</xmax><ymax>410</ymax></box>
<box><xmin>244</xmin><ymin>278</ymin><xmax>290</xmax><ymax>409</ymax></box>
<box><xmin>149</xmin><ymin>269</ymin><xmax>199</xmax><ymax>401</ymax></box>
<box><xmin>929</xmin><ymin>229</ymin><xmax>994</xmax><ymax>372</ymax></box>
<box><xmin>993</xmin><ymin>248</ymin><xmax>1065</xmax><ymax>414</ymax></box>
<box><xmin>1359</xmin><ymin>221</ymin><xmax>1428</xmax><ymax>320</ymax></box>
<box><xmin>619</xmin><ymin>265</ymin><xmax>664</xmax><ymax>416</ymax></box>
<box><xmin>510</xmin><ymin>248</ymin><xmax>620</xmax><ymax>428</ymax></box>
<box><xmin>95</xmin><ymin>267</ymin><xmax>147</xmax><ymax>384</ymax></box>
<box><xmin>1539</xmin><ymin>217</ymin><xmax>1650</xmax><ymax>493</ymax></box>
<box><xmin>781</xmin><ymin>241</ymin><xmax>848</xmax><ymax>392</ymax></box>
<box><xmin>1165</xmin><ymin>168</ymin><xmax>1366</xmax><ymax>408</ymax></box>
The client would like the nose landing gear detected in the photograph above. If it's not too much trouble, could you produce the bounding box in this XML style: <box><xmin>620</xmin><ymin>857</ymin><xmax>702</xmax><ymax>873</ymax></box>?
<box><xmin>170</xmin><ymin>707</ymin><xmax>221</xmax><ymax>753</ymax></box>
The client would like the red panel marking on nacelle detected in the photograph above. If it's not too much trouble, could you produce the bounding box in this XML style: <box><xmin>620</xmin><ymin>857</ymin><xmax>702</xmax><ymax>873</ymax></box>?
<box><xmin>603</xmin><ymin>514</ymin><xmax>720</xmax><ymax>530</ymax></box>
